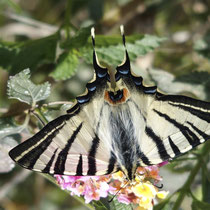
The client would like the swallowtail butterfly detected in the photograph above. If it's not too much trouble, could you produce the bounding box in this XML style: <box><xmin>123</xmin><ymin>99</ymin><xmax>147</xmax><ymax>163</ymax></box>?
<box><xmin>9</xmin><ymin>26</ymin><xmax>210</xmax><ymax>181</ymax></box>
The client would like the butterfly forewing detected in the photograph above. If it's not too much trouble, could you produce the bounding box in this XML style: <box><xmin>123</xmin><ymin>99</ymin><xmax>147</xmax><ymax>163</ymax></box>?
<box><xmin>9</xmin><ymin>108</ymin><xmax>118</xmax><ymax>176</ymax></box>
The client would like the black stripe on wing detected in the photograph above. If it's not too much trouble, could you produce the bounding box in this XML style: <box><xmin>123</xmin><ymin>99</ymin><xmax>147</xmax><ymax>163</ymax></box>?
<box><xmin>106</xmin><ymin>151</ymin><xmax>117</xmax><ymax>174</ymax></box>
<box><xmin>76</xmin><ymin>154</ymin><xmax>83</xmax><ymax>175</ymax></box>
<box><xmin>187</xmin><ymin>121</ymin><xmax>210</xmax><ymax>141</ymax></box>
<box><xmin>169</xmin><ymin>103</ymin><xmax>210</xmax><ymax>123</ymax></box>
<box><xmin>153</xmin><ymin>109</ymin><xmax>200</xmax><ymax>147</ymax></box>
<box><xmin>87</xmin><ymin>135</ymin><xmax>100</xmax><ymax>175</ymax></box>
<box><xmin>9</xmin><ymin>115</ymin><xmax>70</xmax><ymax>168</ymax></box>
<box><xmin>136</xmin><ymin>144</ymin><xmax>151</xmax><ymax>166</ymax></box>
<box><xmin>157</xmin><ymin>94</ymin><xmax>210</xmax><ymax>111</ymax></box>
<box><xmin>168</xmin><ymin>137</ymin><xmax>181</xmax><ymax>157</ymax></box>
<box><xmin>54</xmin><ymin>122</ymin><xmax>83</xmax><ymax>174</ymax></box>
<box><xmin>18</xmin><ymin>125</ymin><xmax>65</xmax><ymax>169</ymax></box>
<box><xmin>145</xmin><ymin>126</ymin><xmax>171</xmax><ymax>161</ymax></box>
<box><xmin>42</xmin><ymin>149</ymin><xmax>58</xmax><ymax>173</ymax></box>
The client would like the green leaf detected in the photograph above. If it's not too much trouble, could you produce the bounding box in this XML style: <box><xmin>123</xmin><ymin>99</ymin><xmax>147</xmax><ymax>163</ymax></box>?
<box><xmin>0</xmin><ymin>117</ymin><xmax>24</xmax><ymax>139</ymax></box>
<box><xmin>63</xmin><ymin>33</ymin><xmax>146</xmax><ymax>49</ymax></box>
<box><xmin>109</xmin><ymin>198</ymin><xmax>133</xmax><ymax>210</ymax></box>
<box><xmin>7</xmin><ymin>69</ymin><xmax>51</xmax><ymax>106</ymax></box>
<box><xmin>92</xmin><ymin>200</ymin><xmax>108</xmax><ymax>210</ymax></box>
<box><xmin>81</xmin><ymin>35</ymin><xmax>166</xmax><ymax>66</ymax></box>
<box><xmin>0</xmin><ymin>33</ymin><xmax>58</xmax><ymax>74</ymax></box>
<box><xmin>62</xmin><ymin>26</ymin><xmax>93</xmax><ymax>49</ymax></box>
<box><xmin>0</xmin><ymin>41</ymin><xmax>17</xmax><ymax>70</ymax></box>
<box><xmin>50</xmin><ymin>50</ymin><xmax>79</xmax><ymax>80</ymax></box>
<box><xmin>89</xmin><ymin>34</ymin><xmax>145</xmax><ymax>47</ymax></box>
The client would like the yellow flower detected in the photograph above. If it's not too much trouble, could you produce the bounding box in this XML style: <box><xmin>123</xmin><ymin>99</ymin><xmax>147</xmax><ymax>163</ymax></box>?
<box><xmin>135</xmin><ymin>206</ymin><xmax>148</xmax><ymax>210</ymax></box>
<box><xmin>139</xmin><ymin>197</ymin><xmax>153</xmax><ymax>210</ymax></box>
<box><xmin>157</xmin><ymin>191</ymin><xmax>169</xmax><ymax>199</ymax></box>
<box><xmin>132</xmin><ymin>182</ymin><xmax>156</xmax><ymax>198</ymax></box>
<box><xmin>112</xmin><ymin>171</ymin><xmax>125</xmax><ymax>181</ymax></box>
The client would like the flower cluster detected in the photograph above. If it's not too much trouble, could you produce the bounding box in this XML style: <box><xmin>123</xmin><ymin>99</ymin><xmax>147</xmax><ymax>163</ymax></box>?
<box><xmin>55</xmin><ymin>163</ymin><xmax>169</xmax><ymax>210</ymax></box>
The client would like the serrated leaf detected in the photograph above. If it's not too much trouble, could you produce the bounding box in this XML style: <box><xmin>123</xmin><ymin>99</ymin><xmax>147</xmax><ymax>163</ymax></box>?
<box><xmin>7</xmin><ymin>69</ymin><xmax>51</xmax><ymax>105</ymax></box>
<box><xmin>0</xmin><ymin>117</ymin><xmax>24</xmax><ymax>139</ymax></box>
<box><xmin>0</xmin><ymin>33</ymin><xmax>58</xmax><ymax>74</ymax></box>
<box><xmin>0</xmin><ymin>136</ymin><xmax>18</xmax><ymax>173</ymax></box>
<box><xmin>50</xmin><ymin>50</ymin><xmax>79</xmax><ymax>80</ymax></box>
<box><xmin>81</xmin><ymin>35</ymin><xmax>166</xmax><ymax>66</ymax></box>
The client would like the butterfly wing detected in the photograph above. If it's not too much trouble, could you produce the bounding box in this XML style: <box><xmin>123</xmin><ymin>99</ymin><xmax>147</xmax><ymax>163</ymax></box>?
<box><xmin>9</xmin><ymin>48</ymin><xmax>118</xmax><ymax>176</ymax></box>
<box><xmin>9</xmin><ymin>111</ymin><xmax>118</xmax><ymax>176</ymax></box>
<box><xmin>139</xmin><ymin>93</ymin><xmax>210</xmax><ymax>165</ymax></box>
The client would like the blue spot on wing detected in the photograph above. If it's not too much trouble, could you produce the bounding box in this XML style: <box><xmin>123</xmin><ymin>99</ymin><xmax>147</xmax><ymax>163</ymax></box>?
<box><xmin>77</xmin><ymin>96</ymin><xmax>90</xmax><ymax>104</ymax></box>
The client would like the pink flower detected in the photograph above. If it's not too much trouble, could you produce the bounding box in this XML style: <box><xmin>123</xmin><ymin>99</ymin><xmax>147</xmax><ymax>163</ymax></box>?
<box><xmin>55</xmin><ymin>175</ymin><xmax>113</xmax><ymax>203</ymax></box>
<box><xmin>55</xmin><ymin>165</ymin><xmax>169</xmax><ymax>208</ymax></box>
<box><xmin>117</xmin><ymin>194</ymin><xmax>133</xmax><ymax>204</ymax></box>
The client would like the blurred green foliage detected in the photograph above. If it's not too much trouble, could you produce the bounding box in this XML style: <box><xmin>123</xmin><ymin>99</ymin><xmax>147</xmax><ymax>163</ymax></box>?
<box><xmin>1</xmin><ymin>0</ymin><xmax>210</xmax><ymax>210</ymax></box>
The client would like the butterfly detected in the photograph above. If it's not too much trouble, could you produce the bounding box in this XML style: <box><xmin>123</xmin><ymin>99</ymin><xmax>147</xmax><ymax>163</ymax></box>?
<box><xmin>9</xmin><ymin>26</ymin><xmax>210</xmax><ymax>181</ymax></box>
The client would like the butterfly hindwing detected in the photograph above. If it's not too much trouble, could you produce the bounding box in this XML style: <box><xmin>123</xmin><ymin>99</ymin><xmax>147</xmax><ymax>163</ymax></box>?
<box><xmin>139</xmin><ymin>93</ymin><xmax>210</xmax><ymax>165</ymax></box>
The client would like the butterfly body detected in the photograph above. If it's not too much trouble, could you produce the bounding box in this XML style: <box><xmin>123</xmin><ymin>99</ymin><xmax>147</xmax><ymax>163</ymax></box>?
<box><xmin>9</xmin><ymin>28</ymin><xmax>210</xmax><ymax>182</ymax></box>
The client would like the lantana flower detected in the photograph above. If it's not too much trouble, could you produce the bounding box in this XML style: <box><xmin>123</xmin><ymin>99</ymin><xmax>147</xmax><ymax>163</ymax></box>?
<box><xmin>55</xmin><ymin>162</ymin><xmax>169</xmax><ymax>209</ymax></box>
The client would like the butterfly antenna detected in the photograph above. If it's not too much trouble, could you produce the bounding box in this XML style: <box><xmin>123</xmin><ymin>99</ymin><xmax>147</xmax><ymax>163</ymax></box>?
<box><xmin>91</xmin><ymin>27</ymin><xmax>108</xmax><ymax>80</ymax></box>
<box><xmin>154</xmin><ymin>183</ymin><xmax>164</xmax><ymax>189</ymax></box>
<box><xmin>120</xmin><ymin>25</ymin><xmax>126</xmax><ymax>47</ymax></box>
<box><xmin>91</xmin><ymin>27</ymin><xmax>116</xmax><ymax>91</ymax></box>
<box><xmin>91</xmin><ymin>27</ymin><xmax>95</xmax><ymax>48</ymax></box>
<box><xmin>116</xmin><ymin>25</ymin><xmax>131</xmax><ymax>74</ymax></box>
<box><xmin>108</xmin><ymin>180</ymin><xmax>129</xmax><ymax>203</ymax></box>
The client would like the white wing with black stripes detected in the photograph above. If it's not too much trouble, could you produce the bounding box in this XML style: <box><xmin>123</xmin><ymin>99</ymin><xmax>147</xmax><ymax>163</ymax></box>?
<box><xmin>138</xmin><ymin>94</ymin><xmax>210</xmax><ymax>166</ymax></box>
<box><xmin>9</xmin><ymin>26</ymin><xmax>210</xmax><ymax>181</ymax></box>
<box><xmin>9</xmin><ymin>32</ymin><xmax>118</xmax><ymax>176</ymax></box>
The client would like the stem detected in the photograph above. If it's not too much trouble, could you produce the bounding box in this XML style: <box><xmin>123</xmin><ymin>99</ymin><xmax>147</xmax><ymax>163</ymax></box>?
<box><xmin>34</xmin><ymin>108</ymin><xmax>49</xmax><ymax>125</ymax></box>
<box><xmin>172</xmin><ymin>141</ymin><xmax>210</xmax><ymax>210</ymax></box>
<box><xmin>43</xmin><ymin>101</ymin><xmax>73</xmax><ymax>106</ymax></box>
<box><xmin>65</xmin><ymin>0</ymin><xmax>73</xmax><ymax>39</ymax></box>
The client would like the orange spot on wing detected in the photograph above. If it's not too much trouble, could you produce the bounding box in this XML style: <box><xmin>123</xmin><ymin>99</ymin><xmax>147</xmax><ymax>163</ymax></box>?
<box><xmin>104</xmin><ymin>88</ymin><xmax>130</xmax><ymax>105</ymax></box>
